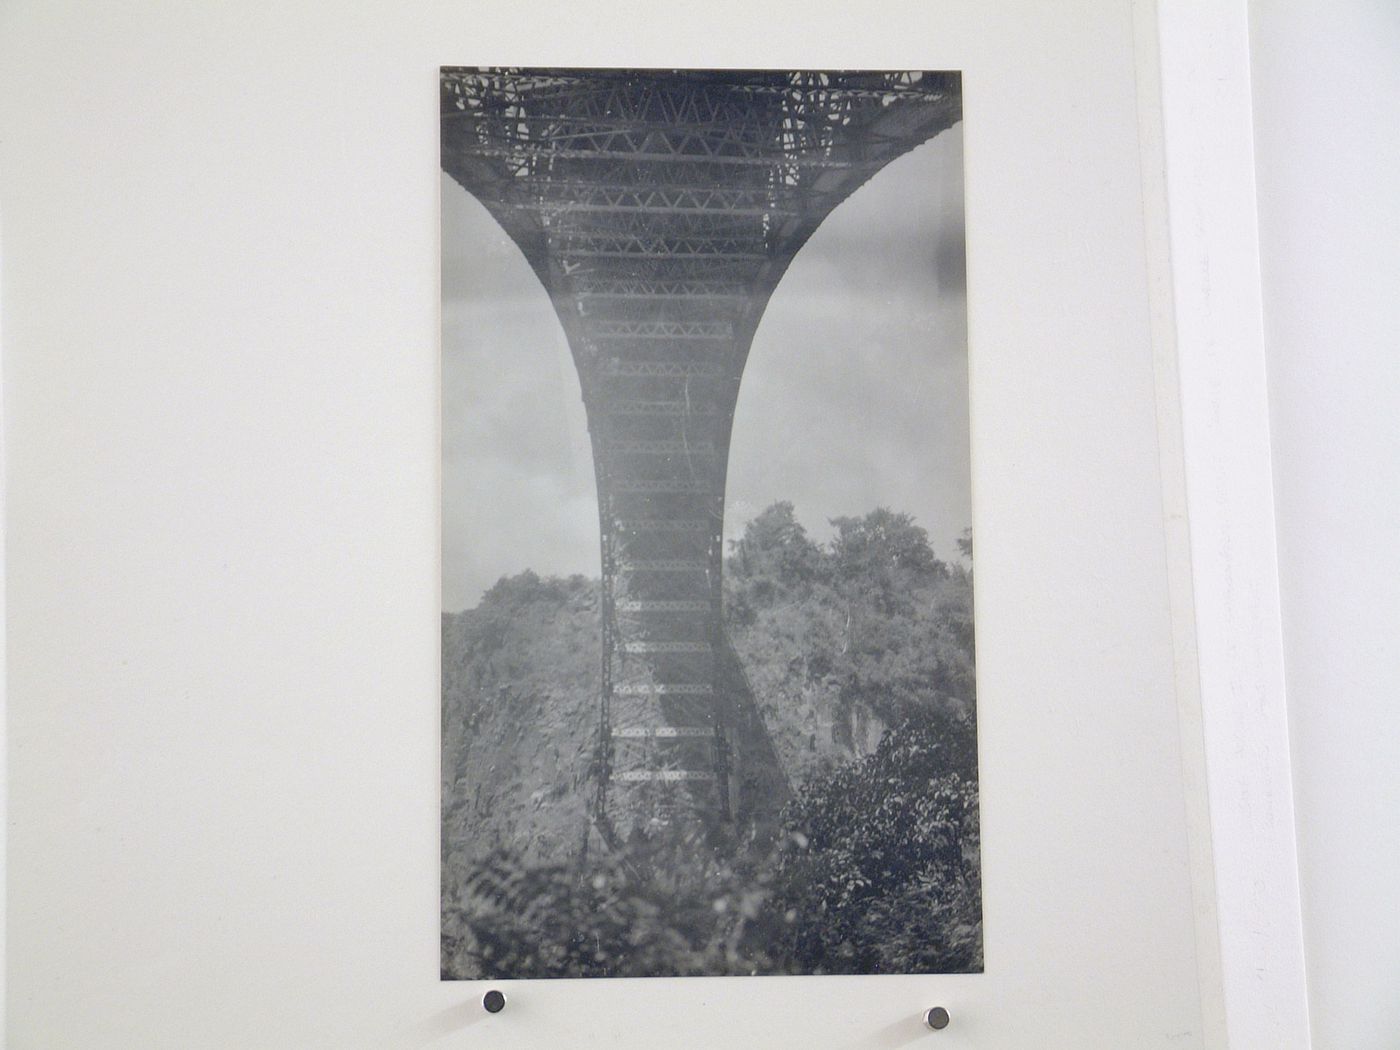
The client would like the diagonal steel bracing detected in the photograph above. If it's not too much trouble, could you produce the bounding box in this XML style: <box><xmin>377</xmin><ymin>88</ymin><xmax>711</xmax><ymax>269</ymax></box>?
<box><xmin>442</xmin><ymin>67</ymin><xmax>960</xmax><ymax>845</ymax></box>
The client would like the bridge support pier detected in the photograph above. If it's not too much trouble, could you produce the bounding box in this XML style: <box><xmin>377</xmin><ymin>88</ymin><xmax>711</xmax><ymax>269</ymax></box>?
<box><xmin>442</xmin><ymin>67</ymin><xmax>961</xmax><ymax>843</ymax></box>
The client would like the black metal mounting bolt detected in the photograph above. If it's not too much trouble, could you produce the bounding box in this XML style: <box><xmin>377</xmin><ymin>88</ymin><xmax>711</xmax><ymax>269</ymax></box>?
<box><xmin>483</xmin><ymin>989</ymin><xmax>506</xmax><ymax>1014</ymax></box>
<box><xmin>924</xmin><ymin>1006</ymin><xmax>950</xmax><ymax>1031</ymax></box>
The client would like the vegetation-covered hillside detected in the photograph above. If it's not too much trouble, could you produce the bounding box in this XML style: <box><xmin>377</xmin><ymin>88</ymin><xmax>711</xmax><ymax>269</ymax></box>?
<box><xmin>442</xmin><ymin>503</ymin><xmax>980</xmax><ymax>978</ymax></box>
<box><xmin>441</xmin><ymin>572</ymin><xmax>599</xmax><ymax>871</ymax></box>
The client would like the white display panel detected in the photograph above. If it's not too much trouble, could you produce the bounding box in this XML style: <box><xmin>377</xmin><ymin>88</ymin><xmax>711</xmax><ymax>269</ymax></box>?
<box><xmin>3</xmin><ymin>1</ymin><xmax>1224</xmax><ymax>1045</ymax></box>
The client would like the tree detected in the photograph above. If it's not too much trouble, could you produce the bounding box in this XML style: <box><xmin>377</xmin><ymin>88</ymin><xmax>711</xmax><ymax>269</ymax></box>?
<box><xmin>731</xmin><ymin>501</ymin><xmax>823</xmax><ymax>587</ymax></box>
<box><xmin>830</xmin><ymin>508</ymin><xmax>946</xmax><ymax>616</ymax></box>
<box><xmin>727</xmin><ymin>501</ymin><xmax>825</xmax><ymax>624</ymax></box>
<box><xmin>956</xmin><ymin>526</ymin><xmax>973</xmax><ymax>562</ymax></box>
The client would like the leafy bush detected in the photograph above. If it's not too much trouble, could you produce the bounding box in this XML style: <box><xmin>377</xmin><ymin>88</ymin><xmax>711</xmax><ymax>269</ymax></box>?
<box><xmin>445</xmin><ymin>714</ymin><xmax>980</xmax><ymax>978</ymax></box>
<box><xmin>767</xmin><ymin>713</ymin><xmax>981</xmax><ymax>973</ymax></box>
<box><xmin>443</xmin><ymin>830</ymin><xmax>788</xmax><ymax>978</ymax></box>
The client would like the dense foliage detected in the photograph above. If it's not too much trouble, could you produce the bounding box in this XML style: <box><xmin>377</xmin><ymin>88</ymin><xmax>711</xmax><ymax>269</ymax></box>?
<box><xmin>447</xmin><ymin>712</ymin><xmax>980</xmax><ymax>977</ymax></box>
<box><xmin>726</xmin><ymin>503</ymin><xmax>976</xmax><ymax>782</ymax></box>
<box><xmin>767</xmin><ymin>713</ymin><xmax>981</xmax><ymax>973</ymax></box>
<box><xmin>442</xmin><ymin>503</ymin><xmax>980</xmax><ymax>977</ymax></box>
<box><xmin>443</xmin><ymin>833</ymin><xmax>790</xmax><ymax>978</ymax></box>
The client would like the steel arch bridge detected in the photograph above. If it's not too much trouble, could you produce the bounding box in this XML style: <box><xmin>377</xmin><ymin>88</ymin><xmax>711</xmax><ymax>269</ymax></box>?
<box><xmin>441</xmin><ymin>68</ymin><xmax>961</xmax><ymax>845</ymax></box>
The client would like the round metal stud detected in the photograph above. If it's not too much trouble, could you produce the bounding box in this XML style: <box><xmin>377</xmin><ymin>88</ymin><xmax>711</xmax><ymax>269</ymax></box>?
<box><xmin>483</xmin><ymin>989</ymin><xmax>506</xmax><ymax>1014</ymax></box>
<box><xmin>924</xmin><ymin>1006</ymin><xmax>950</xmax><ymax>1030</ymax></box>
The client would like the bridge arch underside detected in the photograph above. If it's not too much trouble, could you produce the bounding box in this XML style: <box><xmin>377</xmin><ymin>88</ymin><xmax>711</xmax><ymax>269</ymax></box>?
<box><xmin>441</xmin><ymin>68</ymin><xmax>961</xmax><ymax>846</ymax></box>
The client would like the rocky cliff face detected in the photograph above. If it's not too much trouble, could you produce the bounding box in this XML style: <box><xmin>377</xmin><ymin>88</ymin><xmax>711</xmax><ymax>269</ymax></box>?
<box><xmin>440</xmin><ymin>576</ymin><xmax>808</xmax><ymax>876</ymax></box>
<box><xmin>441</xmin><ymin>573</ymin><xmax>600</xmax><ymax>876</ymax></box>
<box><xmin>441</xmin><ymin>507</ymin><xmax>978</xmax><ymax>980</ymax></box>
<box><xmin>440</xmin><ymin>549</ymin><xmax>962</xmax><ymax>879</ymax></box>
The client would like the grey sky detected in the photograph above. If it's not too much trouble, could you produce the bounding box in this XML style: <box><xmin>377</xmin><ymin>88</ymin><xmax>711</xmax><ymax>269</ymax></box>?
<box><xmin>442</xmin><ymin>125</ymin><xmax>969</xmax><ymax>611</ymax></box>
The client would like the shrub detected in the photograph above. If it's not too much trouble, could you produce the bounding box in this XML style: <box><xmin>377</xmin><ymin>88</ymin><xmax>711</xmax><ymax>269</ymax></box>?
<box><xmin>767</xmin><ymin>713</ymin><xmax>982</xmax><ymax>973</ymax></box>
<box><xmin>444</xmin><ymin>715</ymin><xmax>981</xmax><ymax>978</ymax></box>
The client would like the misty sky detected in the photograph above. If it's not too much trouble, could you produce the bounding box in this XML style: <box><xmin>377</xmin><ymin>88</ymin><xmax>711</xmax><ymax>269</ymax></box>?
<box><xmin>442</xmin><ymin>125</ymin><xmax>970</xmax><ymax>611</ymax></box>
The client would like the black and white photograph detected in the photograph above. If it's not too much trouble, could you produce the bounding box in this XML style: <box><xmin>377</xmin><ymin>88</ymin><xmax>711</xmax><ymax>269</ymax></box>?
<box><xmin>439</xmin><ymin>68</ymin><xmax>979</xmax><ymax>979</ymax></box>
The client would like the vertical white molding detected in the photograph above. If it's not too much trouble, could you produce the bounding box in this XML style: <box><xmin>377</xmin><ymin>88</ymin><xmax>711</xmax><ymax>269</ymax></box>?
<box><xmin>1155</xmin><ymin>2</ymin><xmax>1310</xmax><ymax>1047</ymax></box>
<box><xmin>1130</xmin><ymin>4</ymin><xmax>1228</xmax><ymax>1044</ymax></box>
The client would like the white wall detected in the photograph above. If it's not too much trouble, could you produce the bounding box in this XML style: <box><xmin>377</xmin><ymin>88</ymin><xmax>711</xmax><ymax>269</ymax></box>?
<box><xmin>1249</xmin><ymin>2</ymin><xmax>1400</xmax><ymax>1047</ymax></box>
<box><xmin>2</xmin><ymin>2</ymin><xmax>1217</xmax><ymax>1047</ymax></box>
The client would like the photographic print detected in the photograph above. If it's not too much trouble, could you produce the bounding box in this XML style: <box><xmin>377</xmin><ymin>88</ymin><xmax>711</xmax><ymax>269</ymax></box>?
<box><xmin>440</xmin><ymin>68</ymin><xmax>979</xmax><ymax>979</ymax></box>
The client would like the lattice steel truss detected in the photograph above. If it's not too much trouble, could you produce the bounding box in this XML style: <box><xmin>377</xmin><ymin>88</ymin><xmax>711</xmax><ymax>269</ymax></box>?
<box><xmin>441</xmin><ymin>68</ymin><xmax>961</xmax><ymax>843</ymax></box>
